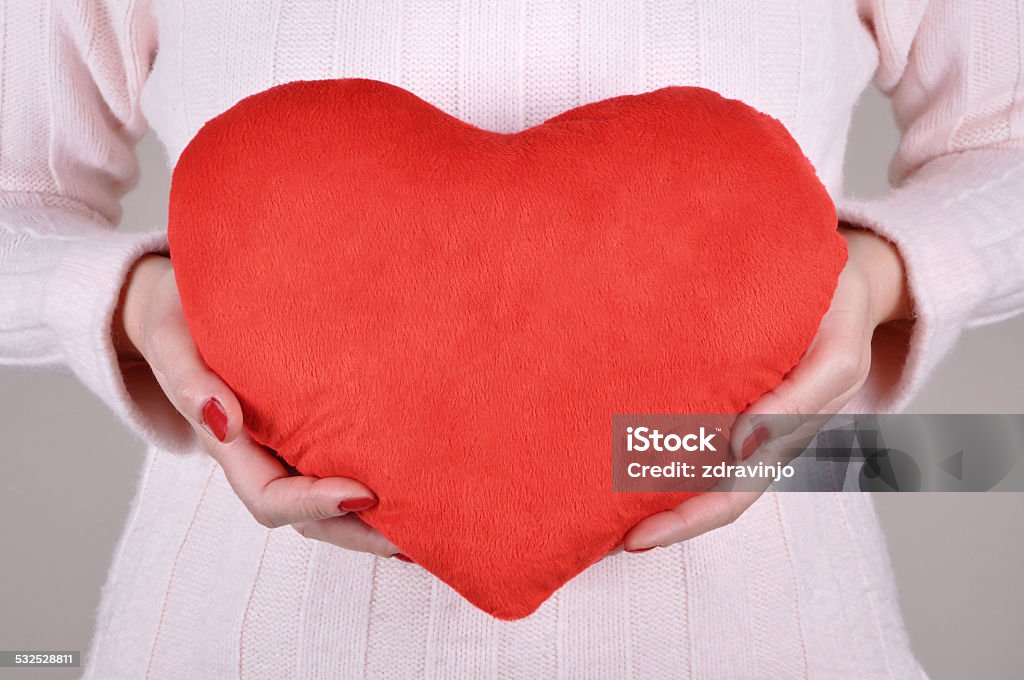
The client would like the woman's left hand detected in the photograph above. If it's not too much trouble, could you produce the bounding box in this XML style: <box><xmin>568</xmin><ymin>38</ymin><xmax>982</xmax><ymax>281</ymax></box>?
<box><xmin>621</xmin><ymin>225</ymin><xmax>913</xmax><ymax>552</ymax></box>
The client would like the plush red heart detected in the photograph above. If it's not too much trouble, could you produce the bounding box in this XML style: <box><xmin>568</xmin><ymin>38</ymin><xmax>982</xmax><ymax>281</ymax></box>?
<box><xmin>168</xmin><ymin>79</ymin><xmax>845</xmax><ymax>620</ymax></box>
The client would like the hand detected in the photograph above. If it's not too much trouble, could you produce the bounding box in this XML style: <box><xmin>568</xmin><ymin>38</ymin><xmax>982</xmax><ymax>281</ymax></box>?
<box><xmin>622</xmin><ymin>225</ymin><xmax>913</xmax><ymax>551</ymax></box>
<box><xmin>113</xmin><ymin>254</ymin><xmax>401</xmax><ymax>558</ymax></box>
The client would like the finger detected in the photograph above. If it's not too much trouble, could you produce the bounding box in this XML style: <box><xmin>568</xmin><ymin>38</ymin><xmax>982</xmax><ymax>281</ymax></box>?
<box><xmin>624</xmin><ymin>490</ymin><xmax>763</xmax><ymax>549</ymax></box>
<box><xmin>143</xmin><ymin>307</ymin><xmax>244</xmax><ymax>443</ymax></box>
<box><xmin>206</xmin><ymin>429</ymin><xmax>379</xmax><ymax>528</ymax></box>
<box><xmin>292</xmin><ymin>514</ymin><xmax>399</xmax><ymax>557</ymax></box>
<box><xmin>730</xmin><ymin>283</ymin><xmax>872</xmax><ymax>461</ymax></box>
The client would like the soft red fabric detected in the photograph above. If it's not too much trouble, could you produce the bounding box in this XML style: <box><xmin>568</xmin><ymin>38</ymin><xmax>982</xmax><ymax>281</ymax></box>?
<box><xmin>168</xmin><ymin>78</ymin><xmax>845</xmax><ymax>620</ymax></box>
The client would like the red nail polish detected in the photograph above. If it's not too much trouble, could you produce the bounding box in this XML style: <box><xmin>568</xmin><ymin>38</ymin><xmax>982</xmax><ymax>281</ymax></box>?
<box><xmin>202</xmin><ymin>398</ymin><xmax>228</xmax><ymax>441</ymax></box>
<box><xmin>338</xmin><ymin>497</ymin><xmax>377</xmax><ymax>512</ymax></box>
<box><xmin>625</xmin><ymin>546</ymin><xmax>655</xmax><ymax>554</ymax></box>
<box><xmin>393</xmin><ymin>553</ymin><xmax>414</xmax><ymax>563</ymax></box>
<box><xmin>740</xmin><ymin>425</ymin><xmax>770</xmax><ymax>460</ymax></box>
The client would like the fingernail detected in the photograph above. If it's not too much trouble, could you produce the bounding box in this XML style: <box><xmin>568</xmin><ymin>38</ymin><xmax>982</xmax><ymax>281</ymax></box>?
<box><xmin>393</xmin><ymin>553</ymin><xmax>414</xmax><ymax>563</ymax></box>
<box><xmin>740</xmin><ymin>425</ymin><xmax>770</xmax><ymax>461</ymax></box>
<box><xmin>202</xmin><ymin>397</ymin><xmax>228</xmax><ymax>441</ymax></box>
<box><xmin>338</xmin><ymin>497</ymin><xmax>377</xmax><ymax>512</ymax></box>
<box><xmin>625</xmin><ymin>546</ymin><xmax>656</xmax><ymax>554</ymax></box>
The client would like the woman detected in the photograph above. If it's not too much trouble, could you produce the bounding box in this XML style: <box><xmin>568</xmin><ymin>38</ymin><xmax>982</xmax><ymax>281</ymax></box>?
<box><xmin>2</xmin><ymin>1</ymin><xmax>1022</xmax><ymax>677</ymax></box>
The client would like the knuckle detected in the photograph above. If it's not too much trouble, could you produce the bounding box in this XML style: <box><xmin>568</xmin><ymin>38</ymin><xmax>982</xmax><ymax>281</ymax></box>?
<box><xmin>248</xmin><ymin>503</ymin><xmax>279</xmax><ymax>529</ymax></box>
<box><xmin>855</xmin><ymin>353</ymin><xmax>872</xmax><ymax>385</ymax></box>
<box><xmin>724</xmin><ymin>503</ymin><xmax>744</xmax><ymax>526</ymax></box>
<box><xmin>142</xmin><ymin>314</ymin><xmax>177</xmax><ymax>360</ymax></box>
<box><xmin>253</xmin><ymin>513</ymin><xmax>276</xmax><ymax>530</ymax></box>
<box><xmin>775</xmin><ymin>395</ymin><xmax>804</xmax><ymax>418</ymax></box>
<box><xmin>698</xmin><ymin>499</ymin><xmax>742</xmax><ymax>529</ymax></box>
<box><xmin>830</xmin><ymin>350</ymin><xmax>869</xmax><ymax>387</ymax></box>
<box><xmin>171</xmin><ymin>370</ymin><xmax>205</xmax><ymax>402</ymax></box>
<box><xmin>353</xmin><ymin>523</ymin><xmax>390</xmax><ymax>556</ymax></box>
<box><xmin>304</xmin><ymin>480</ymin><xmax>339</xmax><ymax>521</ymax></box>
<box><xmin>298</xmin><ymin>494</ymin><xmax>331</xmax><ymax>522</ymax></box>
<box><xmin>688</xmin><ymin>503</ymin><xmax>721</xmax><ymax>530</ymax></box>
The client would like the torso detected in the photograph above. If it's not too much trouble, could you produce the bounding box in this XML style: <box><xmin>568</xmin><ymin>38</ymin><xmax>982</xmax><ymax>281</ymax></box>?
<box><xmin>140</xmin><ymin>1</ymin><xmax>879</xmax><ymax>196</ymax></box>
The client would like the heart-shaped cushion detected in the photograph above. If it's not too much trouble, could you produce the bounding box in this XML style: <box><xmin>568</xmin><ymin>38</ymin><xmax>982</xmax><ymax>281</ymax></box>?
<box><xmin>168</xmin><ymin>78</ymin><xmax>845</xmax><ymax>620</ymax></box>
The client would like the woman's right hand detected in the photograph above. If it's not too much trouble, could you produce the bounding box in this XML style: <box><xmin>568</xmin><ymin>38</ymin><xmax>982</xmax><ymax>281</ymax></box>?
<box><xmin>113</xmin><ymin>254</ymin><xmax>401</xmax><ymax>558</ymax></box>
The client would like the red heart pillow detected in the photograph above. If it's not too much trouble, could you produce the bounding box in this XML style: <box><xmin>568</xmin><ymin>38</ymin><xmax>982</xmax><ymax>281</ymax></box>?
<box><xmin>168</xmin><ymin>79</ymin><xmax>845</xmax><ymax>620</ymax></box>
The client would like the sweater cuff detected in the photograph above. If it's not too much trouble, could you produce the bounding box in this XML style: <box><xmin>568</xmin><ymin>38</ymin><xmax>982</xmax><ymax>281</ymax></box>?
<box><xmin>42</xmin><ymin>228</ymin><xmax>199</xmax><ymax>454</ymax></box>
<box><xmin>836</xmin><ymin>160</ymin><xmax>996</xmax><ymax>413</ymax></box>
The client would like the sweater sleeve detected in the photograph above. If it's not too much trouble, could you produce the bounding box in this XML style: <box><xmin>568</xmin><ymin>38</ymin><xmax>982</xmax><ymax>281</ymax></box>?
<box><xmin>841</xmin><ymin>0</ymin><xmax>1024</xmax><ymax>413</ymax></box>
<box><xmin>0</xmin><ymin>1</ymin><xmax>195</xmax><ymax>452</ymax></box>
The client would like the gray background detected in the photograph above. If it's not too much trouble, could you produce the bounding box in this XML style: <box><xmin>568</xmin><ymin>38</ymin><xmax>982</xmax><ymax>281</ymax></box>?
<box><xmin>1</xmin><ymin>86</ymin><xmax>1023</xmax><ymax>679</ymax></box>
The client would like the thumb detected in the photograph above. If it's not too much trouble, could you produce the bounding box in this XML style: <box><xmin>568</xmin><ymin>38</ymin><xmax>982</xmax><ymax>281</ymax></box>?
<box><xmin>143</xmin><ymin>312</ymin><xmax>244</xmax><ymax>444</ymax></box>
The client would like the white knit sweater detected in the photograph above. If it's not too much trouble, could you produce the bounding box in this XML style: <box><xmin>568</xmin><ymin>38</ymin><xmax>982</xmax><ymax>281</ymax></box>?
<box><xmin>2</xmin><ymin>1</ymin><xmax>1023</xmax><ymax>678</ymax></box>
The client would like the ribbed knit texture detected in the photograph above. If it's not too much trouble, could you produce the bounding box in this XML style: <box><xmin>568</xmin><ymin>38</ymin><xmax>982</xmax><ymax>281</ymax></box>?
<box><xmin>1</xmin><ymin>1</ymin><xmax>1022</xmax><ymax>677</ymax></box>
